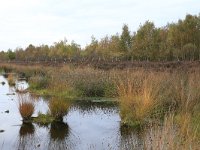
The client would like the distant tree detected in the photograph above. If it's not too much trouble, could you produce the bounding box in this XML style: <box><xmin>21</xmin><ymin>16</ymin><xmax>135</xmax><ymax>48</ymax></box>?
<box><xmin>7</xmin><ymin>49</ymin><xmax>15</xmax><ymax>60</ymax></box>
<box><xmin>120</xmin><ymin>24</ymin><xmax>131</xmax><ymax>53</ymax></box>
<box><xmin>0</xmin><ymin>13</ymin><xmax>199</xmax><ymax>62</ymax></box>
<box><xmin>15</xmin><ymin>47</ymin><xmax>25</xmax><ymax>61</ymax></box>
<box><xmin>132</xmin><ymin>21</ymin><xmax>158</xmax><ymax>60</ymax></box>
<box><xmin>84</xmin><ymin>36</ymin><xmax>98</xmax><ymax>59</ymax></box>
<box><xmin>183</xmin><ymin>43</ymin><xmax>197</xmax><ymax>60</ymax></box>
<box><xmin>0</xmin><ymin>51</ymin><xmax>7</xmax><ymax>61</ymax></box>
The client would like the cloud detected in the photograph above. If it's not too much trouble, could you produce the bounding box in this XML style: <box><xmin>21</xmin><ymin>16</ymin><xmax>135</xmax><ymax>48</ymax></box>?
<box><xmin>0</xmin><ymin>0</ymin><xmax>199</xmax><ymax>50</ymax></box>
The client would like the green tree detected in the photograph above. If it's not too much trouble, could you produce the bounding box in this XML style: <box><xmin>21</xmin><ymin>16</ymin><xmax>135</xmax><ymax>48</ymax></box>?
<box><xmin>120</xmin><ymin>24</ymin><xmax>131</xmax><ymax>54</ymax></box>
<box><xmin>132</xmin><ymin>21</ymin><xmax>158</xmax><ymax>60</ymax></box>
<box><xmin>7</xmin><ymin>49</ymin><xmax>16</xmax><ymax>60</ymax></box>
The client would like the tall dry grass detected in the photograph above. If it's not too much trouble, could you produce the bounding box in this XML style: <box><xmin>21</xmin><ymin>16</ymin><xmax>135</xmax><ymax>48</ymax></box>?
<box><xmin>18</xmin><ymin>94</ymin><xmax>35</xmax><ymax>121</ymax></box>
<box><xmin>144</xmin><ymin>114</ymin><xmax>200</xmax><ymax>150</ymax></box>
<box><xmin>7</xmin><ymin>74</ymin><xmax>16</xmax><ymax>86</ymax></box>
<box><xmin>115</xmin><ymin>70</ymin><xmax>169</xmax><ymax>126</ymax></box>
<box><xmin>116</xmin><ymin>69</ymin><xmax>200</xmax><ymax>128</ymax></box>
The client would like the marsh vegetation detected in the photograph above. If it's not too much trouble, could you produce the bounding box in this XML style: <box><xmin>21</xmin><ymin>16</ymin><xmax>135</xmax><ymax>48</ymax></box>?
<box><xmin>0</xmin><ymin>62</ymin><xmax>200</xmax><ymax>149</ymax></box>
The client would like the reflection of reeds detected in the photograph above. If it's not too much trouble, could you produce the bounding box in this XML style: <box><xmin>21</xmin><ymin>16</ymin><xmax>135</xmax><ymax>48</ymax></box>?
<box><xmin>19</xmin><ymin>123</ymin><xmax>35</xmax><ymax>137</ymax></box>
<box><xmin>50</xmin><ymin>122</ymin><xmax>69</xmax><ymax>141</ymax></box>
<box><xmin>18</xmin><ymin>94</ymin><xmax>35</xmax><ymax>122</ymax></box>
<box><xmin>48</xmin><ymin>121</ymin><xmax>73</xmax><ymax>150</ymax></box>
<box><xmin>18</xmin><ymin>123</ymin><xmax>36</xmax><ymax>150</ymax></box>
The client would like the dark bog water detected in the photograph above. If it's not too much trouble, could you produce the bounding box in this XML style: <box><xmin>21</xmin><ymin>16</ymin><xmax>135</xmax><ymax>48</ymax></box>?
<box><xmin>0</xmin><ymin>75</ymin><xmax>143</xmax><ymax>150</ymax></box>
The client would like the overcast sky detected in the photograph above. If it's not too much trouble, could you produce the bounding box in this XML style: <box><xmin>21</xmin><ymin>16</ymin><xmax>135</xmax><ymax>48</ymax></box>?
<box><xmin>0</xmin><ymin>0</ymin><xmax>199</xmax><ymax>50</ymax></box>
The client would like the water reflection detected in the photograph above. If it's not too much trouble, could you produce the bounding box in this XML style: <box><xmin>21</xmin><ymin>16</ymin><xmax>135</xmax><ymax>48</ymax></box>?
<box><xmin>19</xmin><ymin>123</ymin><xmax>35</xmax><ymax>137</ymax></box>
<box><xmin>50</xmin><ymin>121</ymin><xmax>69</xmax><ymax>141</ymax></box>
<box><xmin>48</xmin><ymin>121</ymin><xmax>73</xmax><ymax>150</ymax></box>
<box><xmin>71</xmin><ymin>100</ymin><xmax>119</xmax><ymax>115</ymax></box>
<box><xmin>18</xmin><ymin>123</ymin><xmax>36</xmax><ymax>150</ymax></box>
<box><xmin>17</xmin><ymin>121</ymin><xmax>71</xmax><ymax>150</ymax></box>
<box><xmin>120</xmin><ymin>125</ymin><xmax>144</xmax><ymax>149</ymax></box>
<box><xmin>1</xmin><ymin>74</ymin><xmax>146</xmax><ymax>150</ymax></box>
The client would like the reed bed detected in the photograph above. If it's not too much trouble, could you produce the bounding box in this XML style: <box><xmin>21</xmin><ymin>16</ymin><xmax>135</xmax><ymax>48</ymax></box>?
<box><xmin>115</xmin><ymin>69</ymin><xmax>200</xmax><ymax>127</ymax></box>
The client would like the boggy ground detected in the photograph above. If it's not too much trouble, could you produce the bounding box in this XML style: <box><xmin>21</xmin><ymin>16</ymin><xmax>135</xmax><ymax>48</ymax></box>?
<box><xmin>0</xmin><ymin>61</ymin><xmax>200</xmax><ymax>149</ymax></box>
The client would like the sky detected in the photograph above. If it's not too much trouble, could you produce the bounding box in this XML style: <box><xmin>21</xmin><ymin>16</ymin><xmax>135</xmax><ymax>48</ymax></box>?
<box><xmin>0</xmin><ymin>0</ymin><xmax>199</xmax><ymax>50</ymax></box>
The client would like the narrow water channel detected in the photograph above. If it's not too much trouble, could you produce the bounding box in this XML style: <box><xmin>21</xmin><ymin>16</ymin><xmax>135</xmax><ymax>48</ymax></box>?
<box><xmin>0</xmin><ymin>75</ymin><xmax>143</xmax><ymax>150</ymax></box>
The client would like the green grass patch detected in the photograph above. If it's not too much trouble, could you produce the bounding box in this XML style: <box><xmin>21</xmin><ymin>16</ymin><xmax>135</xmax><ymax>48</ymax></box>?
<box><xmin>33</xmin><ymin>113</ymin><xmax>54</xmax><ymax>125</ymax></box>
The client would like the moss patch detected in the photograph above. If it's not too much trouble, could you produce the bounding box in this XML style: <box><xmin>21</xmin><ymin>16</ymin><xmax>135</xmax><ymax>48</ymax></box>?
<box><xmin>33</xmin><ymin>113</ymin><xmax>54</xmax><ymax>125</ymax></box>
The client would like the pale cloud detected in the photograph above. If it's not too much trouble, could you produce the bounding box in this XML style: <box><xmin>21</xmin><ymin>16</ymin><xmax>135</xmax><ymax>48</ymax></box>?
<box><xmin>0</xmin><ymin>0</ymin><xmax>199</xmax><ymax>50</ymax></box>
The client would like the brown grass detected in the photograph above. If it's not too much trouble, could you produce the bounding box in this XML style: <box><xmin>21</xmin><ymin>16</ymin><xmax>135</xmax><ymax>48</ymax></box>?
<box><xmin>115</xmin><ymin>70</ymin><xmax>168</xmax><ymax>126</ymax></box>
<box><xmin>115</xmin><ymin>69</ymin><xmax>200</xmax><ymax>128</ymax></box>
<box><xmin>144</xmin><ymin>114</ymin><xmax>200</xmax><ymax>150</ymax></box>
<box><xmin>18</xmin><ymin>95</ymin><xmax>35</xmax><ymax>121</ymax></box>
<box><xmin>7</xmin><ymin>74</ymin><xmax>15</xmax><ymax>86</ymax></box>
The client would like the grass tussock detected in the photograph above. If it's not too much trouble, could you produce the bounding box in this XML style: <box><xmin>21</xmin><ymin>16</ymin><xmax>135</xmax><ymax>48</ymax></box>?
<box><xmin>116</xmin><ymin>70</ymin><xmax>200</xmax><ymax>128</ymax></box>
<box><xmin>7</xmin><ymin>74</ymin><xmax>16</xmax><ymax>86</ymax></box>
<box><xmin>18</xmin><ymin>94</ymin><xmax>35</xmax><ymax>122</ymax></box>
<box><xmin>116</xmin><ymin>71</ymin><xmax>169</xmax><ymax>126</ymax></box>
<box><xmin>49</xmin><ymin>98</ymin><xmax>71</xmax><ymax>121</ymax></box>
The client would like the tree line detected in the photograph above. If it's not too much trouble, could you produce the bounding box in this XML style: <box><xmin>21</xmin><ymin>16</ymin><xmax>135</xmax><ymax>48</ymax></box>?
<box><xmin>0</xmin><ymin>13</ymin><xmax>200</xmax><ymax>62</ymax></box>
